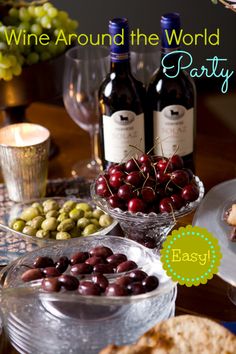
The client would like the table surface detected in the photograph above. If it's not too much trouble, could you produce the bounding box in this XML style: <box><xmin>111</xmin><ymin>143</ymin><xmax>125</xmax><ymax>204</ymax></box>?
<box><xmin>1</xmin><ymin>92</ymin><xmax>236</xmax><ymax>353</ymax></box>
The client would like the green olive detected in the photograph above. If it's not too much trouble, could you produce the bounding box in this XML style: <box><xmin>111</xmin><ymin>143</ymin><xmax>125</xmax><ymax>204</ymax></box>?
<box><xmin>82</xmin><ymin>224</ymin><xmax>98</xmax><ymax>236</ymax></box>
<box><xmin>57</xmin><ymin>218</ymin><xmax>75</xmax><ymax>232</ymax></box>
<box><xmin>36</xmin><ymin>229</ymin><xmax>50</xmax><ymax>239</ymax></box>
<box><xmin>57</xmin><ymin>212</ymin><xmax>69</xmax><ymax>222</ymax></box>
<box><xmin>20</xmin><ymin>207</ymin><xmax>40</xmax><ymax>222</ymax></box>
<box><xmin>30</xmin><ymin>216</ymin><xmax>45</xmax><ymax>229</ymax></box>
<box><xmin>76</xmin><ymin>202</ymin><xmax>92</xmax><ymax>212</ymax></box>
<box><xmin>99</xmin><ymin>214</ymin><xmax>113</xmax><ymax>228</ymax></box>
<box><xmin>46</xmin><ymin>210</ymin><xmax>59</xmax><ymax>218</ymax></box>
<box><xmin>84</xmin><ymin>211</ymin><xmax>93</xmax><ymax>219</ymax></box>
<box><xmin>9</xmin><ymin>218</ymin><xmax>18</xmax><ymax>228</ymax></box>
<box><xmin>43</xmin><ymin>200</ymin><xmax>59</xmax><ymax>213</ymax></box>
<box><xmin>70</xmin><ymin>227</ymin><xmax>81</xmax><ymax>238</ymax></box>
<box><xmin>41</xmin><ymin>217</ymin><xmax>58</xmax><ymax>231</ymax></box>
<box><xmin>56</xmin><ymin>232</ymin><xmax>71</xmax><ymax>240</ymax></box>
<box><xmin>12</xmin><ymin>219</ymin><xmax>25</xmax><ymax>232</ymax></box>
<box><xmin>31</xmin><ymin>202</ymin><xmax>43</xmax><ymax>214</ymax></box>
<box><xmin>77</xmin><ymin>217</ymin><xmax>90</xmax><ymax>230</ymax></box>
<box><xmin>69</xmin><ymin>208</ymin><xmax>84</xmax><ymax>220</ymax></box>
<box><xmin>22</xmin><ymin>226</ymin><xmax>37</xmax><ymax>236</ymax></box>
<box><xmin>92</xmin><ymin>209</ymin><xmax>104</xmax><ymax>219</ymax></box>
<box><xmin>90</xmin><ymin>218</ymin><xmax>100</xmax><ymax>227</ymax></box>
<box><xmin>62</xmin><ymin>200</ymin><xmax>76</xmax><ymax>213</ymax></box>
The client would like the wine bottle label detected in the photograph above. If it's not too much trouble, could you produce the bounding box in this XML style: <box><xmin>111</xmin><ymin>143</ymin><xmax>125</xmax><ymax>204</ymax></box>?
<box><xmin>153</xmin><ymin>105</ymin><xmax>194</xmax><ymax>157</ymax></box>
<box><xmin>103</xmin><ymin>111</ymin><xmax>145</xmax><ymax>163</ymax></box>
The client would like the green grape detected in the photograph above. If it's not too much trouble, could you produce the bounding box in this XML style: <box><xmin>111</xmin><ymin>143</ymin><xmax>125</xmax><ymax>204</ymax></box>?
<box><xmin>48</xmin><ymin>7</ymin><xmax>58</xmax><ymax>19</ymax></box>
<box><xmin>40</xmin><ymin>51</ymin><xmax>51</xmax><ymax>62</ymax></box>
<box><xmin>52</xmin><ymin>18</ymin><xmax>61</xmax><ymax>29</ymax></box>
<box><xmin>34</xmin><ymin>6</ymin><xmax>46</xmax><ymax>18</ymax></box>
<box><xmin>18</xmin><ymin>22</ymin><xmax>31</xmax><ymax>32</ymax></box>
<box><xmin>4</xmin><ymin>68</ymin><xmax>13</xmax><ymax>82</ymax></box>
<box><xmin>0</xmin><ymin>56</ymin><xmax>12</xmax><ymax>69</ymax></box>
<box><xmin>19</xmin><ymin>8</ymin><xmax>31</xmax><ymax>22</ymax></box>
<box><xmin>48</xmin><ymin>41</ymin><xmax>57</xmax><ymax>55</ymax></box>
<box><xmin>0</xmin><ymin>42</ymin><xmax>7</xmax><ymax>51</ymax></box>
<box><xmin>31</xmin><ymin>23</ymin><xmax>43</xmax><ymax>36</ymax></box>
<box><xmin>43</xmin><ymin>2</ymin><xmax>53</xmax><ymax>11</ymax></box>
<box><xmin>58</xmin><ymin>11</ymin><xmax>69</xmax><ymax>22</ymax></box>
<box><xmin>28</xmin><ymin>6</ymin><xmax>36</xmax><ymax>17</ymax></box>
<box><xmin>35</xmin><ymin>44</ymin><xmax>46</xmax><ymax>54</ymax></box>
<box><xmin>41</xmin><ymin>16</ymin><xmax>51</xmax><ymax>29</ymax></box>
<box><xmin>26</xmin><ymin>52</ymin><xmax>39</xmax><ymax>65</ymax></box>
<box><xmin>12</xmin><ymin>63</ymin><xmax>22</xmax><ymax>76</ymax></box>
<box><xmin>8</xmin><ymin>55</ymin><xmax>17</xmax><ymax>67</ymax></box>
<box><xmin>9</xmin><ymin>8</ymin><xmax>19</xmax><ymax>19</ymax></box>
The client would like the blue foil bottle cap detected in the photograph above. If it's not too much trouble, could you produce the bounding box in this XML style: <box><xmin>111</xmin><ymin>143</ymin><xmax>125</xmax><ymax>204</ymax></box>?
<box><xmin>161</xmin><ymin>13</ymin><xmax>181</xmax><ymax>49</ymax></box>
<box><xmin>109</xmin><ymin>18</ymin><xmax>129</xmax><ymax>62</ymax></box>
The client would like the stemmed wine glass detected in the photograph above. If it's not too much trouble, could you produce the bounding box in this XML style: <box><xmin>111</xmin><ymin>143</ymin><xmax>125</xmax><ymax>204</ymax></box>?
<box><xmin>63</xmin><ymin>46</ymin><xmax>109</xmax><ymax>179</ymax></box>
<box><xmin>130</xmin><ymin>43</ymin><xmax>160</xmax><ymax>86</ymax></box>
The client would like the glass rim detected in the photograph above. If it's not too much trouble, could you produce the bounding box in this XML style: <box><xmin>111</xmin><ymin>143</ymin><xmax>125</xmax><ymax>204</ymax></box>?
<box><xmin>65</xmin><ymin>45</ymin><xmax>110</xmax><ymax>62</ymax></box>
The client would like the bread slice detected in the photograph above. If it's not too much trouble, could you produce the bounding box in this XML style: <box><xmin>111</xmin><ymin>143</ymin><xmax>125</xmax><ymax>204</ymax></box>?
<box><xmin>100</xmin><ymin>315</ymin><xmax>236</xmax><ymax>354</ymax></box>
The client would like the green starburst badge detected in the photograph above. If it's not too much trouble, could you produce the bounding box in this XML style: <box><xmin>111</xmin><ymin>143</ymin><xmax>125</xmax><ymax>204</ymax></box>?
<box><xmin>160</xmin><ymin>225</ymin><xmax>222</xmax><ymax>287</ymax></box>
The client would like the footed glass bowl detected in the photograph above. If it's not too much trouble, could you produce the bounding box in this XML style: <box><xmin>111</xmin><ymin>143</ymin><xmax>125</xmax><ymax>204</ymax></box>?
<box><xmin>91</xmin><ymin>176</ymin><xmax>204</xmax><ymax>249</ymax></box>
<box><xmin>0</xmin><ymin>235</ymin><xmax>176</xmax><ymax>354</ymax></box>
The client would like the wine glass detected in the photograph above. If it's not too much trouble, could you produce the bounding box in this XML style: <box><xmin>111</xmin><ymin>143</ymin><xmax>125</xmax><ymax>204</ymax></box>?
<box><xmin>130</xmin><ymin>43</ymin><xmax>160</xmax><ymax>86</ymax></box>
<box><xmin>63</xmin><ymin>46</ymin><xmax>109</xmax><ymax>179</ymax></box>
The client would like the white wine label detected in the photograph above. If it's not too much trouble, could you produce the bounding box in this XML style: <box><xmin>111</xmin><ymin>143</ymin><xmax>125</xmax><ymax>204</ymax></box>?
<box><xmin>103</xmin><ymin>111</ymin><xmax>145</xmax><ymax>163</ymax></box>
<box><xmin>153</xmin><ymin>105</ymin><xmax>194</xmax><ymax>157</ymax></box>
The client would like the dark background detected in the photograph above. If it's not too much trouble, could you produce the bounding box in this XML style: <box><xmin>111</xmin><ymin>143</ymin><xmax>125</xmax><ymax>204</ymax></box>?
<box><xmin>52</xmin><ymin>0</ymin><xmax>236</xmax><ymax>68</ymax></box>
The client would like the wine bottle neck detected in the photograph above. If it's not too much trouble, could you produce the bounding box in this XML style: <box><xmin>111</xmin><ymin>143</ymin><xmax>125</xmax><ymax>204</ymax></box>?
<box><xmin>110</xmin><ymin>60</ymin><xmax>131</xmax><ymax>74</ymax></box>
<box><xmin>160</xmin><ymin>48</ymin><xmax>180</xmax><ymax>73</ymax></box>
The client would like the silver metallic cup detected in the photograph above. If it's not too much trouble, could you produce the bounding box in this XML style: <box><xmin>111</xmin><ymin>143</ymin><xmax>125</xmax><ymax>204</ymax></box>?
<box><xmin>0</xmin><ymin>123</ymin><xmax>50</xmax><ymax>202</ymax></box>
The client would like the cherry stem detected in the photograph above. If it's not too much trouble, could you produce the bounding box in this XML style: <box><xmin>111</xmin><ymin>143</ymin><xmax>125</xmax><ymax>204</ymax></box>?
<box><xmin>103</xmin><ymin>174</ymin><xmax>114</xmax><ymax>196</ymax></box>
<box><xmin>169</xmin><ymin>203</ymin><xmax>177</xmax><ymax>224</ymax></box>
<box><xmin>147</xmin><ymin>137</ymin><xmax>160</xmax><ymax>155</ymax></box>
<box><xmin>131</xmin><ymin>157</ymin><xmax>146</xmax><ymax>179</ymax></box>
<box><xmin>128</xmin><ymin>144</ymin><xmax>144</xmax><ymax>154</ymax></box>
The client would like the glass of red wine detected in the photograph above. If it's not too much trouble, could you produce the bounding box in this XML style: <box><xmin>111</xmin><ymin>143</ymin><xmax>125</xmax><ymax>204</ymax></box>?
<box><xmin>63</xmin><ymin>46</ymin><xmax>109</xmax><ymax>179</ymax></box>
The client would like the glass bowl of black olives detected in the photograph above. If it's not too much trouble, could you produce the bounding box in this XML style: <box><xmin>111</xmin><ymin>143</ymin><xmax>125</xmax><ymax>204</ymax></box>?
<box><xmin>0</xmin><ymin>235</ymin><xmax>176</xmax><ymax>354</ymax></box>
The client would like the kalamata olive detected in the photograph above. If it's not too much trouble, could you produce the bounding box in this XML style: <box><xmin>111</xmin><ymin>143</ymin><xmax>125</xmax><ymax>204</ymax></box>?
<box><xmin>71</xmin><ymin>263</ymin><xmax>93</xmax><ymax>275</ymax></box>
<box><xmin>21</xmin><ymin>268</ymin><xmax>43</xmax><ymax>282</ymax></box>
<box><xmin>33</xmin><ymin>256</ymin><xmax>54</xmax><ymax>269</ymax></box>
<box><xmin>92</xmin><ymin>274</ymin><xmax>109</xmax><ymax>291</ymax></box>
<box><xmin>42</xmin><ymin>267</ymin><xmax>61</xmax><ymax>278</ymax></box>
<box><xmin>85</xmin><ymin>256</ymin><xmax>106</xmax><ymax>266</ymax></box>
<box><xmin>142</xmin><ymin>276</ymin><xmax>159</xmax><ymax>292</ymax></box>
<box><xmin>70</xmin><ymin>252</ymin><xmax>89</xmax><ymax>265</ymax></box>
<box><xmin>106</xmin><ymin>254</ymin><xmax>127</xmax><ymax>267</ymax></box>
<box><xmin>55</xmin><ymin>256</ymin><xmax>69</xmax><ymax>273</ymax></box>
<box><xmin>115</xmin><ymin>276</ymin><xmax>133</xmax><ymax>288</ymax></box>
<box><xmin>93</xmin><ymin>264</ymin><xmax>114</xmax><ymax>274</ymax></box>
<box><xmin>78</xmin><ymin>281</ymin><xmax>102</xmax><ymax>296</ymax></box>
<box><xmin>58</xmin><ymin>275</ymin><xmax>79</xmax><ymax>291</ymax></box>
<box><xmin>89</xmin><ymin>246</ymin><xmax>113</xmax><ymax>258</ymax></box>
<box><xmin>127</xmin><ymin>282</ymin><xmax>146</xmax><ymax>295</ymax></box>
<box><xmin>105</xmin><ymin>284</ymin><xmax>128</xmax><ymax>297</ymax></box>
<box><xmin>129</xmin><ymin>269</ymin><xmax>148</xmax><ymax>282</ymax></box>
<box><xmin>116</xmin><ymin>260</ymin><xmax>138</xmax><ymax>273</ymax></box>
<box><xmin>42</xmin><ymin>278</ymin><xmax>61</xmax><ymax>292</ymax></box>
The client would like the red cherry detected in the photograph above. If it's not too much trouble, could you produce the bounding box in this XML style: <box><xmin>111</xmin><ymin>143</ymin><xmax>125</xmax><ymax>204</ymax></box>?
<box><xmin>96</xmin><ymin>182</ymin><xmax>111</xmax><ymax>198</ymax></box>
<box><xmin>170</xmin><ymin>170</ymin><xmax>189</xmax><ymax>188</ymax></box>
<box><xmin>170</xmin><ymin>155</ymin><xmax>184</xmax><ymax>170</ymax></box>
<box><xmin>156</xmin><ymin>171</ymin><xmax>170</xmax><ymax>185</ymax></box>
<box><xmin>125</xmin><ymin>159</ymin><xmax>139</xmax><ymax>173</ymax></box>
<box><xmin>109</xmin><ymin>171</ymin><xmax>124</xmax><ymax>189</ymax></box>
<box><xmin>181</xmin><ymin>184</ymin><xmax>199</xmax><ymax>202</ymax></box>
<box><xmin>159</xmin><ymin>197</ymin><xmax>174</xmax><ymax>213</ymax></box>
<box><xmin>170</xmin><ymin>194</ymin><xmax>185</xmax><ymax>210</ymax></box>
<box><xmin>125</xmin><ymin>171</ymin><xmax>143</xmax><ymax>187</ymax></box>
<box><xmin>141</xmin><ymin>187</ymin><xmax>156</xmax><ymax>203</ymax></box>
<box><xmin>141</xmin><ymin>162</ymin><xmax>154</xmax><ymax>176</ymax></box>
<box><xmin>139</xmin><ymin>154</ymin><xmax>151</xmax><ymax>164</ymax></box>
<box><xmin>157</xmin><ymin>159</ymin><xmax>173</xmax><ymax>173</ymax></box>
<box><xmin>182</xmin><ymin>168</ymin><xmax>194</xmax><ymax>181</ymax></box>
<box><xmin>109</xmin><ymin>164</ymin><xmax>124</xmax><ymax>175</ymax></box>
<box><xmin>108</xmin><ymin>194</ymin><xmax>125</xmax><ymax>209</ymax></box>
<box><xmin>96</xmin><ymin>174</ymin><xmax>109</xmax><ymax>185</ymax></box>
<box><xmin>128</xmin><ymin>198</ymin><xmax>146</xmax><ymax>213</ymax></box>
<box><xmin>117</xmin><ymin>184</ymin><xmax>134</xmax><ymax>201</ymax></box>
<box><xmin>143</xmin><ymin>177</ymin><xmax>156</xmax><ymax>189</ymax></box>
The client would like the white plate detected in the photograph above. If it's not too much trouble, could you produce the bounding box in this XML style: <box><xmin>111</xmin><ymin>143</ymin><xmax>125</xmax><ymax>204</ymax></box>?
<box><xmin>193</xmin><ymin>179</ymin><xmax>236</xmax><ymax>286</ymax></box>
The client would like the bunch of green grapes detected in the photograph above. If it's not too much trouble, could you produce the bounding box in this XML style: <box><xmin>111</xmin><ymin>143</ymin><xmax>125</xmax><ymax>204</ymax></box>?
<box><xmin>0</xmin><ymin>2</ymin><xmax>78</xmax><ymax>81</ymax></box>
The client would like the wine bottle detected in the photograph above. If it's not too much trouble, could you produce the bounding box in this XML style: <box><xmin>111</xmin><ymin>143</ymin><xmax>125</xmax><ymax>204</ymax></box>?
<box><xmin>99</xmin><ymin>18</ymin><xmax>146</xmax><ymax>169</ymax></box>
<box><xmin>147</xmin><ymin>13</ymin><xmax>196</xmax><ymax>170</ymax></box>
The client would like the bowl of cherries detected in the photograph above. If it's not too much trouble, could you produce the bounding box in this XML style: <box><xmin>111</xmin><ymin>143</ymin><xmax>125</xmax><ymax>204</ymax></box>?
<box><xmin>92</xmin><ymin>153</ymin><xmax>204</xmax><ymax>249</ymax></box>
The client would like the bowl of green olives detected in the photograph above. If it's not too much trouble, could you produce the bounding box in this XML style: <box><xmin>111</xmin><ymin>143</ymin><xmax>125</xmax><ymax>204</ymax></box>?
<box><xmin>1</xmin><ymin>197</ymin><xmax>116</xmax><ymax>247</ymax></box>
